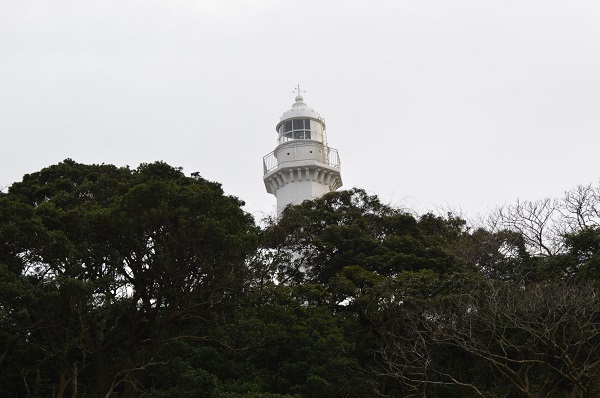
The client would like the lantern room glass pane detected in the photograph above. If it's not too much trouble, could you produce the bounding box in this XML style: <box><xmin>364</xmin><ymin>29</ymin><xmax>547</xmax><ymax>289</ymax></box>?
<box><xmin>284</xmin><ymin>120</ymin><xmax>292</xmax><ymax>132</ymax></box>
<box><xmin>292</xmin><ymin>119</ymin><xmax>304</xmax><ymax>130</ymax></box>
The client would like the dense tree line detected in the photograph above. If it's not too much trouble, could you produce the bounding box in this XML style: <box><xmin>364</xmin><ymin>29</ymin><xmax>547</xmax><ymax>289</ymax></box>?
<box><xmin>1</xmin><ymin>160</ymin><xmax>600</xmax><ymax>397</ymax></box>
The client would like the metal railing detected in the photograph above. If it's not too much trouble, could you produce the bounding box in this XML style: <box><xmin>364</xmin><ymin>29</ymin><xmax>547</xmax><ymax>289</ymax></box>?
<box><xmin>263</xmin><ymin>143</ymin><xmax>341</xmax><ymax>174</ymax></box>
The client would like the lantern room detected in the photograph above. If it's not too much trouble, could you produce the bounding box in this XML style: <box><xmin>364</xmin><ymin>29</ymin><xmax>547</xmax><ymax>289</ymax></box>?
<box><xmin>275</xmin><ymin>94</ymin><xmax>326</xmax><ymax>145</ymax></box>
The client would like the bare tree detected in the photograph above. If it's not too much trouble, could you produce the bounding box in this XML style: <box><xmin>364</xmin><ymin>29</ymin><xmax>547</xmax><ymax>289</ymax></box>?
<box><xmin>491</xmin><ymin>198</ymin><xmax>562</xmax><ymax>257</ymax></box>
<box><xmin>559</xmin><ymin>184</ymin><xmax>600</xmax><ymax>232</ymax></box>
<box><xmin>487</xmin><ymin>182</ymin><xmax>600</xmax><ymax>259</ymax></box>
<box><xmin>378</xmin><ymin>305</ymin><xmax>487</xmax><ymax>397</ymax></box>
<box><xmin>380</xmin><ymin>282</ymin><xmax>600</xmax><ymax>397</ymax></box>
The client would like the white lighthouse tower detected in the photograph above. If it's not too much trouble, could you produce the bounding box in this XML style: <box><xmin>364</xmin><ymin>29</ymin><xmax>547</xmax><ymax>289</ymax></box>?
<box><xmin>263</xmin><ymin>87</ymin><xmax>343</xmax><ymax>215</ymax></box>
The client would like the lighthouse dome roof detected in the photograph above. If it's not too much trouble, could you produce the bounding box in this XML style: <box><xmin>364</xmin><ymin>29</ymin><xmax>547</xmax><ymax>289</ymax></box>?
<box><xmin>277</xmin><ymin>95</ymin><xmax>325</xmax><ymax>128</ymax></box>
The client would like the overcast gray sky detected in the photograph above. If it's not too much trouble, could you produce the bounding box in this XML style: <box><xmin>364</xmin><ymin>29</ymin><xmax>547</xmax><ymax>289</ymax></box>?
<box><xmin>1</xmin><ymin>0</ymin><xmax>599</xmax><ymax>220</ymax></box>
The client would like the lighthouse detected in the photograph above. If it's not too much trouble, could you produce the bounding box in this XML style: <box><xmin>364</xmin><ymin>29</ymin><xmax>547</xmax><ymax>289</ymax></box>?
<box><xmin>263</xmin><ymin>88</ymin><xmax>343</xmax><ymax>215</ymax></box>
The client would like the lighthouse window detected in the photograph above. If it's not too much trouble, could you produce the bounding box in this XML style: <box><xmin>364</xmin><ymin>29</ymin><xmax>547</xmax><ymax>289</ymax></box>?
<box><xmin>294</xmin><ymin>119</ymin><xmax>310</xmax><ymax>130</ymax></box>
<box><xmin>278</xmin><ymin>118</ymin><xmax>312</xmax><ymax>143</ymax></box>
<box><xmin>287</xmin><ymin>131</ymin><xmax>311</xmax><ymax>140</ymax></box>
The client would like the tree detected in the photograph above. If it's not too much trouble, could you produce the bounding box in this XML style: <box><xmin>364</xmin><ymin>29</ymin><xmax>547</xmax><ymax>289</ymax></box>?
<box><xmin>379</xmin><ymin>280</ymin><xmax>600</xmax><ymax>397</ymax></box>
<box><xmin>262</xmin><ymin>189</ymin><xmax>476</xmax><ymax>396</ymax></box>
<box><xmin>488</xmin><ymin>182</ymin><xmax>600</xmax><ymax>260</ymax></box>
<box><xmin>562</xmin><ymin>226</ymin><xmax>600</xmax><ymax>284</ymax></box>
<box><xmin>264</xmin><ymin>188</ymin><xmax>470</xmax><ymax>296</ymax></box>
<box><xmin>0</xmin><ymin>159</ymin><xmax>259</xmax><ymax>398</ymax></box>
<box><xmin>216</xmin><ymin>283</ymin><xmax>371</xmax><ymax>397</ymax></box>
<box><xmin>491</xmin><ymin>197</ymin><xmax>562</xmax><ymax>257</ymax></box>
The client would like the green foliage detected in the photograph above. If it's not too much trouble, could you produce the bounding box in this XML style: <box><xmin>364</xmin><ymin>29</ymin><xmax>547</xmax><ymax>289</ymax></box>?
<box><xmin>3</xmin><ymin>161</ymin><xmax>600</xmax><ymax>398</ymax></box>
<box><xmin>265</xmin><ymin>189</ymin><xmax>471</xmax><ymax>303</ymax></box>
<box><xmin>564</xmin><ymin>227</ymin><xmax>600</xmax><ymax>283</ymax></box>
<box><xmin>0</xmin><ymin>159</ymin><xmax>259</xmax><ymax>398</ymax></box>
<box><xmin>262</xmin><ymin>189</ymin><xmax>477</xmax><ymax>396</ymax></box>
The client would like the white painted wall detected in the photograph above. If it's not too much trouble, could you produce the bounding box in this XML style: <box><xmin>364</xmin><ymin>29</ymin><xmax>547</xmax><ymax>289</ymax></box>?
<box><xmin>274</xmin><ymin>141</ymin><xmax>327</xmax><ymax>165</ymax></box>
<box><xmin>276</xmin><ymin>178</ymin><xmax>332</xmax><ymax>214</ymax></box>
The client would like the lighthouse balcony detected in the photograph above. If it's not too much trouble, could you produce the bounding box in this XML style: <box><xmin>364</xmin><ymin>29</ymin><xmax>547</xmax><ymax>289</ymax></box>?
<box><xmin>263</xmin><ymin>141</ymin><xmax>341</xmax><ymax>174</ymax></box>
<box><xmin>262</xmin><ymin>141</ymin><xmax>342</xmax><ymax>195</ymax></box>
